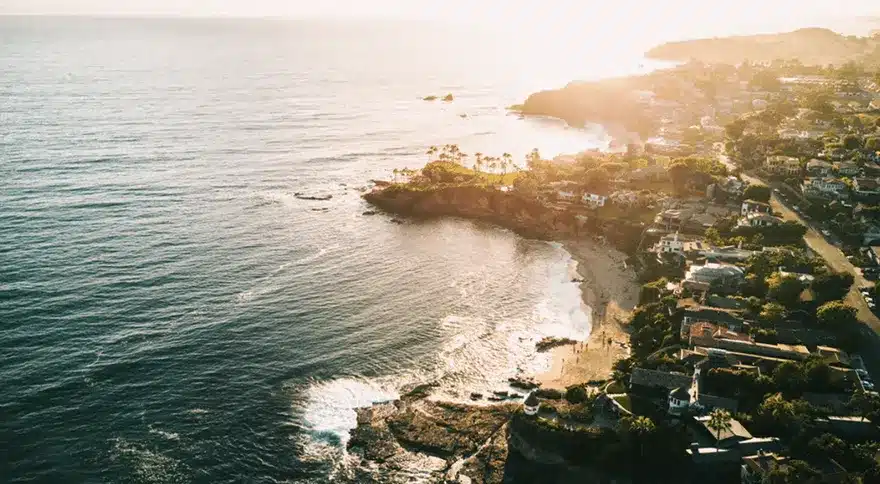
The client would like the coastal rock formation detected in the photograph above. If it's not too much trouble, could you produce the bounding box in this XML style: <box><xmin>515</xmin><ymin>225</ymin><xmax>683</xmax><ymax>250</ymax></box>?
<box><xmin>535</xmin><ymin>337</ymin><xmax>577</xmax><ymax>352</ymax></box>
<box><xmin>294</xmin><ymin>192</ymin><xmax>333</xmax><ymax>201</ymax></box>
<box><xmin>346</xmin><ymin>393</ymin><xmax>517</xmax><ymax>483</ymax></box>
<box><xmin>517</xmin><ymin>80</ymin><xmax>655</xmax><ymax>138</ymax></box>
<box><xmin>363</xmin><ymin>185</ymin><xmax>583</xmax><ymax>240</ymax></box>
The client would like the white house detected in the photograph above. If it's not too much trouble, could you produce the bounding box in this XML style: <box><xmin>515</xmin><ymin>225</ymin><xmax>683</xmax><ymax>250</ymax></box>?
<box><xmin>668</xmin><ymin>386</ymin><xmax>692</xmax><ymax>416</ymax></box>
<box><xmin>523</xmin><ymin>392</ymin><xmax>540</xmax><ymax>416</ymax></box>
<box><xmin>557</xmin><ymin>190</ymin><xmax>576</xmax><ymax>201</ymax></box>
<box><xmin>582</xmin><ymin>193</ymin><xmax>607</xmax><ymax>207</ymax></box>
<box><xmin>738</xmin><ymin>213</ymin><xmax>783</xmax><ymax>228</ymax></box>
<box><xmin>652</xmin><ymin>232</ymin><xmax>686</xmax><ymax>255</ymax></box>
<box><xmin>685</xmin><ymin>262</ymin><xmax>745</xmax><ymax>287</ymax></box>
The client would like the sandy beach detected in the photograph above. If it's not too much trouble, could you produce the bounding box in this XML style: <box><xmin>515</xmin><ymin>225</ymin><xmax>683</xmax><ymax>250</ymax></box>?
<box><xmin>536</xmin><ymin>238</ymin><xmax>640</xmax><ymax>389</ymax></box>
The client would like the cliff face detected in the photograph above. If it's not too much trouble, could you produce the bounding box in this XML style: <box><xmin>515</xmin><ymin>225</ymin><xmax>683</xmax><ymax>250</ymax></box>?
<box><xmin>363</xmin><ymin>185</ymin><xmax>584</xmax><ymax>240</ymax></box>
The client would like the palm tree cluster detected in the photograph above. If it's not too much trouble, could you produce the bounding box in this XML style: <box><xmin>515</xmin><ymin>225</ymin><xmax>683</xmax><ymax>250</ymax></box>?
<box><xmin>426</xmin><ymin>144</ymin><xmax>534</xmax><ymax>177</ymax></box>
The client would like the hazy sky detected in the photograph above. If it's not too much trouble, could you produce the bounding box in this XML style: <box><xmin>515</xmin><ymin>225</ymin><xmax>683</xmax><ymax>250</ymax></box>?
<box><xmin>5</xmin><ymin>0</ymin><xmax>880</xmax><ymax>20</ymax></box>
<box><xmin>4</xmin><ymin>1</ymin><xmax>880</xmax><ymax>42</ymax></box>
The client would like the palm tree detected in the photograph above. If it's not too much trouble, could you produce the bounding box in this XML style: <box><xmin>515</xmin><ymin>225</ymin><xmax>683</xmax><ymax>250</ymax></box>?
<box><xmin>474</xmin><ymin>152</ymin><xmax>484</xmax><ymax>174</ymax></box>
<box><xmin>622</xmin><ymin>415</ymin><xmax>655</xmax><ymax>458</ymax></box>
<box><xmin>449</xmin><ymin>144</ymin><xmax>462</xmax><ymax>165</ymax></box>
<box><xmin>526</xmin><ymin>148</ymin><xmax>541</xmax><ymax>170</ymax></box>
<box><xmin>426</xmin><ymin>146</ymin><xmax>438</xmax><ymax>161</ymax></box>
<box><xmin>392</xmin><ymin>168</ymin><xmax>400</xmax><ymax>182</ymax></box>
<box><xmin>706</xmin><ymin>408</ymin><xmax>733</xmax><ymax>446</ymax></box>
<box><xmin>501</xmin><ymin>152</ymin><xmax>513</xmax><ymax>178</ymax></box>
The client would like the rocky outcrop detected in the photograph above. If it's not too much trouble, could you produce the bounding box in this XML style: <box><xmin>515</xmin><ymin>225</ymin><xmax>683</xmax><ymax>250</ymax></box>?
<box><xmin>346</xmin><ymin>395</ymin><xmax>517</xmax><ymax>483</ymax></box>
<box><xmin>535</xmin><ymin>337</ymin><xmax>577</xmax><ymax>352</ymax></box>
<box><xmin>363</xmin><ymin>185</ymin><xmax>583</xmax><ymax>240</ymax></box>
<box><xmin>518</xmin><ymin>81</ymin><xmax>655</xmax><ymax>138</ymax></box>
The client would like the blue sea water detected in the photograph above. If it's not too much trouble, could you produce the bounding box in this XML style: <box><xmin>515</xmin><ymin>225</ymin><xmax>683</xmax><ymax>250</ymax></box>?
<box><xmin>0</xmin><ymin>16</ymin><xmax>670</xmax><ymax>483</ymax></box>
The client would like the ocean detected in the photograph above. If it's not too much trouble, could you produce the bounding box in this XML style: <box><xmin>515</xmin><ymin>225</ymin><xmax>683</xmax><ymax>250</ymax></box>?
<box><xmin>1</xmin><ymin>14</ymin><xmax>871</xmax><ymax>484</ymax></box>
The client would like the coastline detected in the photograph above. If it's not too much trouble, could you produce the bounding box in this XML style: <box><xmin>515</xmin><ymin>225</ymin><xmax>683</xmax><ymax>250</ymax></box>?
<box><xmin>536</xmin><ymin>238</ymin><xmax>639</xmax><ymax>389</ymax></box>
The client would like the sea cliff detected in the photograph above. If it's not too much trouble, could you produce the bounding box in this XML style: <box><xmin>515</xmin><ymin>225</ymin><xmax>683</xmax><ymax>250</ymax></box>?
<box><xmin>363</xmin><ymin>184</ymin><xmax>583</xmax><ymax>240</ymax></box>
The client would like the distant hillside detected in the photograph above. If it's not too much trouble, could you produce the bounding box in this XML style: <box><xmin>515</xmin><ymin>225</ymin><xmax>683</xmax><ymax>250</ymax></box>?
<box><xmin>646</xmin><ymin>28</ymin><xmax>879</xmax><ymax>65</ymax></box>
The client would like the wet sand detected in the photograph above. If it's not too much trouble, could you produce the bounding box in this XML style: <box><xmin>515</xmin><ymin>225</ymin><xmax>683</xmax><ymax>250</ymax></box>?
<box><xmin>536</xmin><ymin>239</ymin><xmax>639</xmax><ymax>389</ymax></box>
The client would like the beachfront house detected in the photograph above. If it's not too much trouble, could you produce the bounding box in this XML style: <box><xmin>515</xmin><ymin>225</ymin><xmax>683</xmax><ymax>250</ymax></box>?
<box><xmin>684</xmin><ymin>262</ymin><xmax>745</xmax><ymax>291</ymax></box>
<box><xmin>741</xmin><ymin>453</ymin><xmax>788</xmax><ymax>484</ymax></box>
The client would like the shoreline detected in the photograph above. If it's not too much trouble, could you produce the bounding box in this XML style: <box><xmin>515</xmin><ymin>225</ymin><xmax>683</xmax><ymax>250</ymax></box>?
<box><xmin>535</xmin><ymin>238</ymin><xmax>639</xmax><ymax>389</ymax></box>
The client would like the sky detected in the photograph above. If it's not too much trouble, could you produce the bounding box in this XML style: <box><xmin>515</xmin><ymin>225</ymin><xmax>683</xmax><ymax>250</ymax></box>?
<box><xmin>3</xmin><ymin>1</ymin><xmax>880</xmax><ymax>40</ymax></box>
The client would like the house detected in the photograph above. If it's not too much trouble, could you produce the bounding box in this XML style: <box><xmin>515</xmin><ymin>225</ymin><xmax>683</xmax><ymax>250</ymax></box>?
<box><xmin>695</xmin><ymin>415</ymin><xmax>753</xmax><ymax>448</ymax></box>
<box><xmin>629</xmin><ymin>367</ymin><xmax>693</xmax><ymax>392</ymax></box>
<box><xmin>651</xmin><ymin>232</ymin><xmax>686</xmax><ymax>255</ymax></box>
<box><xmin>629</xmin><ymin>164</ymin><xmax>667</xmax><ymax>182</ymax></box>
<box><xmin>863</xmin><ymin>222</ymin><xmax>880</xmax><ymax>245</ymax></box>
<box><xmin>609</xmin><ymin>190</ymin><xmax>639</xmax><ymax>206</ymax></box>
<box><xmin>557</xmin><ymin>190</ymin><xmax>576</xmax><ymax>201</ymax></box>
<box><xmin>802</xmin><ymin>177</ymin><xmax>847</xmax><ymax>199</ymax></box>
<box><xmin>741</xmin><ymin>452</ymin><xmax>847</xmax><ymax>484</ymax></box>
<box><xmin>680</xmin><ymin>304</ymin><xmax>747</xmax><ymax>335</ymax></box>
<box><xmin>741</xmin><ymin>199</ymin><xmax>771</xmax><ymax>216</ymax></box>
<box><xmin>523</xmin><ymin>392</ymin><xmax>540</xmax><ymax>416</ymax></box>
<box><xmin>764</xmin><ymin>155</ymin><xmax>801</xmax><ymax>176</ymax></box>
<box><xmin>582</xmin><ymin>192</ymin><xmax>607</xmax><ymax>207</ymax></box>
<box><xmin>738</xmin><ymin>212</ymin><xmax>782</xmax><ymax>228</ymax></box>
<box><xmin>689</xmin><ymin>322</ymin><xmax>752</xmax><ymax>347</ymax></box>
<box><xmin>853</xmin><ymin>177</ymin><xmax>880</xmax><ymax>197</ymax></box>
<box><xmin>806</xmin><ymin>158</ymin><xmax>833</xmax><ymax>176</ymax></box>
<box><xmin>684</xmin><ymin>262</ymin><xmax>745</xmax><ymax>287</ymax></box>
<box><xmin>815</xmin><ymin>416</ymin><xmax>878</xmax><ymax>439</ymax></box>
<box><xmin>741</xmin><ymin>453</ymin><xmax>788</xmax><ymax>484</ymax></box>
<box><xmin>695</xmin><ymin>338</ymin><xmax>811</xmax><ymax>361</ymax></box>
<box><xmin>834</xmin><ymin>161</ymin><xmax>860</xmax><ymax>176</ymax></box>
<box><xmin>668</xmin><ymin>386</ymin><xmax>692</xmax><ymax>415</ymax></box>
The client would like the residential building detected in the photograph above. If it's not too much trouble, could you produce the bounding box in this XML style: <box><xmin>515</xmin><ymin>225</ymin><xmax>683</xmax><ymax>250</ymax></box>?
<box><xmin>764</xmin><ymin>155</ymin><xmax>801</xmax><ymax>176</ymax></box>
<box><xmin>738</xmin><ymin>212</ymin><xmax>782</xmax><ymax>228</ymax></box>
<box><xmin>680</xmin><ymin>303</ymin><xmax>747</xmax><ymax>335</ymax></box>
<box><xmin>668</xmin><ymin>386</ymin><xmax>692</xmax><ymax>415</ymax></box>
<box><xmin>802</xmin><ymin>177</ymin><xmax>847</xmax><ymax>199</ymax></box>
<box><xmin>853</xmin><ymin>177</ymin><xmax>880</xmax><ymax>197</ymax></box>
<box><xmin>806</xmin><ymin>158</ymin><xmax>833</xmax><ymax>176</ymax></box>
<box><xmin>741</xmin><ymin>453</ymin><xmax>788</xmax><ymax>484</ymax></box>
<box><xmin>582</xmin><ymin>192</ymin><xmax>607</xmax><ymax>207</ymax></box>
<box><xmin>695</xmin><ymin>415</ymin><xmax>753</xmax><ymax>448</ymax></box>
<box><xmin>834</xmin><ymin>161</ymin><xmax>860</xmax><ymax>176</ymax></box>
<box><xmin>523</xmin><ymin>392</ymin><xmax>540</xmax><ymax>416</ymax></box>
<box><xmin>651</xmin><ymin>232</ymin><xmax>686</xmax><ymax>255</ymax></box>
<box><xmin>685</xmin><ymin>262</ymin><xmax>745</xmax><ymax>287</ymax></box>
<box><xmin>695</xmin><ymin>337</ymin><xmax>811</xmax><ymax>361</ymax></box>
<box><xmin>629</xmin><ymin>368</ymin><xmax>693</xmax><ymax>391</ymax></box>
<box><xmin>741</xmin><ymin>199</ymin><xmax>771</xmax><ymax>216</ymax></box>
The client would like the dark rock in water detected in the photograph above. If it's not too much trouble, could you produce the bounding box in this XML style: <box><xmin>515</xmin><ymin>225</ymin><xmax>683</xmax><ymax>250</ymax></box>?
<box><xmin>459</xmin><ymin>113</ymin><xmax>468</xmax><ymax>118</ymax></box>
<box><xmin>571</xmin><ymin>277</ymin><xmax>585</xmax><ymax>283</ymax></box>
<box><xmin>493</xmin><ymin>390</ymin><xmax>509</xmax><ymax>398</ymax></box>
<box><xmin>508</xmin><ymin>377</ymin><xmax>540</xmax><ymax>391</ymax></box>
<box><xmin>311</xmin><ymin>208</ymin><xmax>329</xmax><ymax>212</ymax></box>
<box><xmin>487</xmin><ymin>396</ymin><xmax>505</xmax><ymax>402</ymax></box>
<box><xmin>422</xmin><ymin>95</ymin><xmax>438</xmax><ymax>101</ymax></box>
<box><xmin>470</xmin><ymin>392</ymin><xmax>483</xmax><ymax>401</ymax></box>
<box><xmin>390</xmin><ymin>218</ymin><xmax>404</xmax><ymax>224</ymax></box>
<box><xmin>535</xmin><ymin>336</ymin><xmax>577</xmax><ymax>352</ymax></box>
<box><xmin>362</xmin><ymin>210</ymin><xmax>378</xmax><ymax>216</ymax></box>
<box><xmin>442</xmin><ymin>93</ymin><xmax>454</xmax><ymax>102</ymax></box>
<box><xmin>294</xmin><ymin>192</ymin><xmax>333</xmax><ymax>201</ymax></box>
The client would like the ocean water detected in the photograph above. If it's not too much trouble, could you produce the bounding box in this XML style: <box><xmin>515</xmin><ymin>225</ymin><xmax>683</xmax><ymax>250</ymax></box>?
<box><xmin>1</xmin><ymin>16</ymin><xmax>649</xmax><ymax>483</ymax></box>
<box><xmin>5</xmin><ymin>14</ymin><xmax>871</xmax><ymax>483</ymax></box>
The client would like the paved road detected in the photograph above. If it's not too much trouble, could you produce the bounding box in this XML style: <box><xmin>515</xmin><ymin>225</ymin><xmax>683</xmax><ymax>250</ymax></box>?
<box><xmin>740</xmin><ymin>173</ymin><xmax>880</xmax><ymax>374</ymax></box>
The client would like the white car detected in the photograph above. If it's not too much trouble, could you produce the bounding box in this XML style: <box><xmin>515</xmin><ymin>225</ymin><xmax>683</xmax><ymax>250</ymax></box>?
<box><xmin>864</xmin><ymin>381</ymin><xmax>875</xmax><ymax>390</ymax></box>
<box><xmin>856</xmin><ymin>369</ymin><xmax>870</xmax><ymax>378</ymax></box>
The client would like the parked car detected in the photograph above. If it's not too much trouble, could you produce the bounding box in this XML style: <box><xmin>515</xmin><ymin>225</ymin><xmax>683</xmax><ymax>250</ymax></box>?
<box><xmin>864</xmin><ymin>381</ymin><xmax>875</xmax><ymax>390</ymax></box>
<box><xmin>856</xmin><ymin>369</ymin><xmax>870</xmax><ymax>378</ymax></box>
